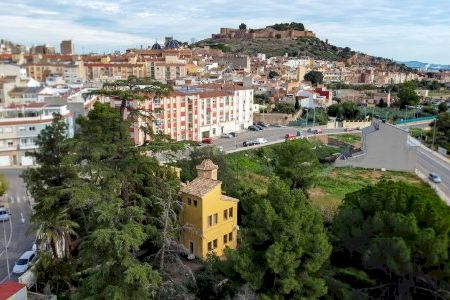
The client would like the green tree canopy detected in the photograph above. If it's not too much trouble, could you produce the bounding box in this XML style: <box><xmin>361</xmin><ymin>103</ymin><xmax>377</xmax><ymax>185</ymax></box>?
<box><xmin>304</xmin><ymin>71</ymin><xmax>324</xmax><ymax>86</ymax></box>
<box><xmin>272</xmin><ymin>139</ymin><xmax>320</xmax><ymax>192</ymax></box>
<box><xmin>224</xmin><ymin>179</ymin><xmax>331</xmax><ymax>298</ymax></box>
<box><xmin>268</xmin><ymin>70</ymin><xmax>280</xmax><ymax>79</ymax></box>
<box><xmin>327</xmin><ymin>102</ymin><xmax>361</xmax><ymax>120</ymax></box>
<box><xmin>332</xmin><ymin>180</ymin><xmax>450</xmax><ymax>298</ymax></box>
<box><xmin>0</xmin><ymin>173</ymin><xmax>9</xmax><ymax>197</ymax></box>
<box><xmin>396</xmin><ymin>81</ymin><xmax>420</xmax><ymax>109</ymax></box>
<box><xmin>239</xmin><ymin>23</ymin><xmax>247</xmax><ymax>30</ymax></box>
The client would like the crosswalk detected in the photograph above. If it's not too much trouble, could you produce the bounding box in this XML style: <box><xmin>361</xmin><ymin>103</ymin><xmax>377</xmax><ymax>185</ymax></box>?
<box><xmin>2</xmin><ymin>195</ymin><xmax>33</xmax><ymax>205</ymax></box>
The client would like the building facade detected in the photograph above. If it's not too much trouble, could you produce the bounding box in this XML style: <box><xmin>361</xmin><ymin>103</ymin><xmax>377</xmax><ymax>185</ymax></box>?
<box><xmin>0</xmin><ymin>103</ymin><xmax>74</xmax><ymax>166</ymax></box>
<box><xmin>126</xmin><ymin>85</ymin><xmax>253</xmax><ymax>144</ymax></box>
<box><xmin>179</xmin><ymin>160</ymin><xmax>238</xmax><ymax>259</ymax></box>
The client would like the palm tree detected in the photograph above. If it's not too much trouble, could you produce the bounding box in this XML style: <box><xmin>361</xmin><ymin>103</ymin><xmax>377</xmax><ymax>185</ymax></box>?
<box><xmin>85</xmin><ymin>76</ymin><xmax>173</xmax><ymax>120</ymax></box>
<box><xmin>33</xmin><ymin>208</ymin><xmax>79</xmax><ymax>259</ymax></box>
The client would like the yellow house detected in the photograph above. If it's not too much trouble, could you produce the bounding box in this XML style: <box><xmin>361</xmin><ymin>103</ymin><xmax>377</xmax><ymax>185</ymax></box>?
<box><xmin>180</xmin><ymin>159</ymin><xmax>238</xmax><ymax>259</ymax></box>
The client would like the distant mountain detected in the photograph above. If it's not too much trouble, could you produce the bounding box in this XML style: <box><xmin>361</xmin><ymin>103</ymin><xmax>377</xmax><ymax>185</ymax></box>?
<box><xmin>399</xmin><ymin>61</ymin><xmax>450</xmax><ymax>71</ymax></box>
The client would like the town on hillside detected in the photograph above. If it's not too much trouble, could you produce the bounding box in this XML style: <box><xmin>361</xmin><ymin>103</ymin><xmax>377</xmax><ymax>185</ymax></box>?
<box><xmin>0</xmin><ymin>20</ymin><xmax>450</xmax><ymax>300</ymax></box>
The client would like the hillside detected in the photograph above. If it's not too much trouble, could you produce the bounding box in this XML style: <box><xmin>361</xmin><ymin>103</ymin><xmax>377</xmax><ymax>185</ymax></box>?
<box><xmin>196</xmin><ymin>23</ymin><xmax>411</xmax><ymax>70</ymax></box>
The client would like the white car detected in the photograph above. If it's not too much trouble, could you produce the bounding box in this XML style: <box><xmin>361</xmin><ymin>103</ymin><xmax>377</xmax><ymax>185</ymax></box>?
<box><xmin>254</xmin><ymin>138</ymin><xmax>268</xmax><ymax>144</ymax></box>
<box><xmin>12</xmin><ymin>250</ymin><xmax>36</xmax><ymax>274</ymax></box>
<box><xmin>221</xmin><ymin>133</ymin><xmax>232</xmax><ymax>138</ymax></box>
<box><xmin>0</xmin><ymin>207</ymin><xmax>10</xmax><ymax>222</ymax></box>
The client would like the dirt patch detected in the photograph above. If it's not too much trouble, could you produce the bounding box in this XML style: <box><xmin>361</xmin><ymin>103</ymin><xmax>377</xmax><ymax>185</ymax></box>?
<box><xmin>309</xmin><ymin>187</ymin><xmax>327</xmax><ymax>198</ymax></box>
<box><xmin>359</xmin><ymin>170</ymin><xmax>383</xmax><ymax>181</ymax></box>
<box><xmin>329</xmin><ymin>172</ymin><xmax>337</xmax><ymax>177</ymax></box>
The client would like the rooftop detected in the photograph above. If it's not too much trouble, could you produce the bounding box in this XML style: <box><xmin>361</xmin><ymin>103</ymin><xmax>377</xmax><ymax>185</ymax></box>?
<box><xmin>180</xmin><ymin>177</ymin><xmax>220</xmax><ymax>197</ymax></box>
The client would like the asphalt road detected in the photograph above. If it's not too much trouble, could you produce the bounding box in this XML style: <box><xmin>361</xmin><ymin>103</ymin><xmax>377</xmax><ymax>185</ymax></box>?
<box><xmin>213</xmin><ymin>126</ymin><xmax>348</xmax><ymax>152</ymax></box>
<box><xmin>0</xmin><ymin>168</ymin><xmax>34</xmax><ymax>283</ymax></box>
<box><xmin>416</xmin><ymin>148</ymin><xmax>450</xmax><ymax>203</ymax></box>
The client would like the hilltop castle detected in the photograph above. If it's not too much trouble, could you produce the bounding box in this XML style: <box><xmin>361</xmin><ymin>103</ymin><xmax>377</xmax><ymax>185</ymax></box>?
<box><xmin>212</xmin><ymin>26</ymin><xmax>315</xmax><ymax>41</ymax></box>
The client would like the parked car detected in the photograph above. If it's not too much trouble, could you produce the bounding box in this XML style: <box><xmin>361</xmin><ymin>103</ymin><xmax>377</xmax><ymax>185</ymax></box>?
<box><xmin>229</xmin><ymin>132</ymin><xmax>238</xmax><ymax>137</ymax></box>
<box><xmin>248</xmin><ymin>125</ymin><xmax>260</xmax><ymax>131</ymax></box>
<box><xmin>243</xmin><ymin>140</ymin><xmax>256</xmax><ymax>147</ymax></box>
<box><xmin>429</xmin><ymin>172</ymin><xmax>442</xmax><ymax>183</ymax></box>
<box><xmin>257</xmin><ymin>122</ymin><xmax>269</xmax><ymax>127</ymax></box>
<box><xmin>254</xmin><ymin>138</ymin><xmax>268</xmax><ymax>144</ymax></box>
<box><xmin>254</xmin><ymin>124</ymin><xmax>264</xmax><ymax>130</ymax></box>
<box><xmin>0</xmin><ymin>207</ymin><xmax>10</xmax><ymax>222</ymax></box>
<box><xmin>285</xmin><ymin>133</ymin><xmax>297</xmax><ymax>140</ymax></box>
<box><xmin>307</xmin><ymin>128</ymin><xmax>313</xmax><ymax>133</ymax></box>
<box><xmin>344</xmin><ymin>128</ymin><xmax>355</xmax><ymax>132</ymax></box>
<box><xmin>202</xmin><ymin>138</ymin><xmax>213</xmax><ymax>144</ymax></box>
<box><xmin>313</xmin><ymin>129</ymin><xmax>323</xmax><ymax>134</ymax></box>
<box><xmin>297</xmin><ymin>130</ymin><xmax>304</xmax><ymax>136</ymax></box>
<box><xmin>221</xmin><ymin>133</ymin><xmax>232</xmax><ymax>138</ymax></box>
<box><xmin>13</xmin><ymin>250</ymin><xmax>36</xmax><ymax>274</ymax></box>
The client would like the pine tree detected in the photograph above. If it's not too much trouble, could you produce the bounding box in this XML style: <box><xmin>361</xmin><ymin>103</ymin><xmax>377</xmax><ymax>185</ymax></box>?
<box><xmin>225</xmin><ymin>179</ymin><xmax>331</xmax><ymax>298</ymax></box>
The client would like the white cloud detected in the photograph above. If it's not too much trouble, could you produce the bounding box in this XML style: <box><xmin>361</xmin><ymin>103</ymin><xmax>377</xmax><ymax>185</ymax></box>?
<box><xmin>0</xmin><ymin>0</ymin><xmax>448</xmax><ymax>63</ymax></box>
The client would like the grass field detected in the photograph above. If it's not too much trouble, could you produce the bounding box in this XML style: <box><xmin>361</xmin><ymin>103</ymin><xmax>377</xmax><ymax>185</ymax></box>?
<box><xmin>310</xmin><ymin>167</ymin><xmax>424</xmax><ymax>221</ymax></box>
<box><xmin>331</xmin><ymin>134</ymin><xmax>361</xmax><ymax>145</ymax></box>
<box><xmin>225</xmin><ymin>144</ymin><xmax>424</xmax><ymax>222</ymax></box>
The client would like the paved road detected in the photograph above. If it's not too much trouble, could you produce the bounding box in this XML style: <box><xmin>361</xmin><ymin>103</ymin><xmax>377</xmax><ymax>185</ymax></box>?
<box><xmin>416</xmin><ymin>147</ymin><xmax>450</xmax><ymax>203</ymax></box>
<box><xmin>213</xmin><ymin>126</ymin><xmax>348</xmax><ymax>152</ymax></box>
<box><xmin>0</xmin><ymin>168</ymin><xmax>34</xmax><ymax>282</ymax></box>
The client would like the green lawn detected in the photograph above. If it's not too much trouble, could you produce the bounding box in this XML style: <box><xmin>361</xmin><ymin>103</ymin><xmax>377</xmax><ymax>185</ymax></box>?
<box><xmin>331</xmin><ymin>134</ymin><xmax>361</xmax><ymax>145</ymax></box>
<box><xmin>310</xmin><ymin>167</ymin><xmax>424</xmax><ymax>221</ymax></box>
<box><xmin>225</xmin><ymin>142</ymin><xmax>424</xmax><ymax>222</ymax></box>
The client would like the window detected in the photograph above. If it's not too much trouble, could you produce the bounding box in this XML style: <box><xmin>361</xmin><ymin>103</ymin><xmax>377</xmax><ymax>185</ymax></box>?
<box><xmin>7</xmin><ymin>141</ymin><xmax>13</xmax><ymax>147</ymax></box>
<box><xmin>223</xmin><ymin>234</ymin><xmax>228</xmax><ymax>244</ymax></box>
<box><xmin>18</xmin><ymin>127</ymin><xmax>26</xmax><ymax>132</ymax></box>
<box><xmin>193</xmin><ymin>200</ymin><xmax>198</xmax><ymax>207</ymax></box>
<box><xmin>213</xmin><ymin>213</ymin><xmax>218</xmax><ymax>225</ymax></box>
<box><xmin>187</xmin><ymin>198</ymin><xmax>192</xmax><ymax>205</ymax></box>
<box><xmin>229</xmin><ymin>207</ymin><xmax>234</xmax><ymax>218</ymax></box>
<box><xmin>223</xmin><ymin>209</ymin><xmax>228</xmax><ymax>220</ymax></box>
<box><xmin>213</xmin><ymin>239</ymin><xmax>217</xmax><ymax>249</ymax></box>
<box><xmin>208</xmin><ymin>242</ymin><xmax>212</xmax><ymax>251</ymax></box>
<box><xmin>229</xmin><ymin>232</ymin><xmax>233</xmax><ymax>241</ymax></box>
<box><xmin>29</xmin><ymin>126</ymin><xmax>35</xmax><ymax>131</ymax></box>
<box><xmin>208</xmin><ymin>215</ymin><xmax>213</xmax><ymax>227</ymax></box>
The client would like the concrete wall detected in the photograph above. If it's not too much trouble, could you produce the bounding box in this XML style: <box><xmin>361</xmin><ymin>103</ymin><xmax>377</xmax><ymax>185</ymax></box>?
<box><xmin>335</xmin><ymin>120</ymin><xmax>417</xmax><ymax>171</ymax></box>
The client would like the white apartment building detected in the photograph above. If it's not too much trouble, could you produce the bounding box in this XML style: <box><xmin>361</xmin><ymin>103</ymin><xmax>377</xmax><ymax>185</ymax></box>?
<box><xmin>0</xmin><ymin>103</ymin><xmax>74</xmax><ymax>166</ymax></box>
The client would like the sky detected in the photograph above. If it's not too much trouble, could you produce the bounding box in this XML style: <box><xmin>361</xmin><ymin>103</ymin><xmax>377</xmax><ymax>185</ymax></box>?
<box><xmin>0</xmin><ymin>0</ymin><xmax>449</xmax><ymax>64</ymax></box>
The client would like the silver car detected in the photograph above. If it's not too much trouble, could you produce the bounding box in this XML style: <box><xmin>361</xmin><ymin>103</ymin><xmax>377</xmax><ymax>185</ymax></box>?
<box><xmin>0</xmin><ymin>207</ymin><xmax>10</xmax><ymax>222</ymax></box>
<box><xmin>429</xmin><ymin>172</ymin><xmax>442</xmax><ymax>184</ymax></box>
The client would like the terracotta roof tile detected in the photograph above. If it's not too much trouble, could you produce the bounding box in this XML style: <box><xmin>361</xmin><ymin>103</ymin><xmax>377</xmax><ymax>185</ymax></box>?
<box><xmin>180</xmin><ymin>177</ymin><xmax>220</xmax><ymax>197</ymax></box>
<box><xmin>196</xmin><ymin>159</ymin><xmax>218</xmax><ymax>170</ymax></box>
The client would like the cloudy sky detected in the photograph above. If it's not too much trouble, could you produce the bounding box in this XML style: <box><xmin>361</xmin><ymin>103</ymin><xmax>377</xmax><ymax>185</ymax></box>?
<box><xmin>1</xmin><ymin>0</ymin><xmax>449</xmax><ymax>64</ymax></box>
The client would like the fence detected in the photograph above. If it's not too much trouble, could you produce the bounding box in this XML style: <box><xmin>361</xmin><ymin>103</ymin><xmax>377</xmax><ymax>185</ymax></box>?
<box><xmin>395</xmin><ymin>116</ymin><xmax>435</xmax><ymax>125</ymax></box>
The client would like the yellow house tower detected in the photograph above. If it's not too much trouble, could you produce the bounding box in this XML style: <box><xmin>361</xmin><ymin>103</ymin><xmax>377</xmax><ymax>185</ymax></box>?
<box><xmin>180</xmin><ymin>159</ymin><xmax>238</xmax><ymax>259</ymax></box>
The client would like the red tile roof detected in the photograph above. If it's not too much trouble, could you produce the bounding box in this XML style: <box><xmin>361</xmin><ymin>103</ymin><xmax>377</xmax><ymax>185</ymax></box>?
<box><xmin>0</xmin><ymin>281</ymin><xmax>26</xmax><ymax>300</ymax></box>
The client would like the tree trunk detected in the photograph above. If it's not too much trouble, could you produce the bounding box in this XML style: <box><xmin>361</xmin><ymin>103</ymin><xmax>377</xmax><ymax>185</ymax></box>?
<box><xmin>119</xmin><ymin>99</ymin><xmax>127</xmax><ymax>120</ymax></box>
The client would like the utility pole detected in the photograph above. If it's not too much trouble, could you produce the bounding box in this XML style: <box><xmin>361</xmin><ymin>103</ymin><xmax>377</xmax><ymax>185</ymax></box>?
<box><xmin>432</xmin><ymin>119</ymin><xmax>437</xmax><ymax>149</ymax></box>
<box><xmin>313</xmin><ymin>106</ymin><xmax>316</xmax><ymax>127</ymax></box>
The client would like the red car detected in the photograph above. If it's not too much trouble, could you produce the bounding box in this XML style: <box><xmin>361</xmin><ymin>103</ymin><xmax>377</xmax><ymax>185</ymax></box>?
<box><xmin>201</xmin><ymin>138</ymin><xmax>213</xmax><ymax>144</ymax></box>
<box><xmin>285</xmin><ymin>133</ymin><xmax>297</xmax><ymax>140</ymax></box>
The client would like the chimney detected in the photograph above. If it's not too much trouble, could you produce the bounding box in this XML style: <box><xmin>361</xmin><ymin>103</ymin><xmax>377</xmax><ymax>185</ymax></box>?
<box><xmin>196</xmin><ymin>159</ymin><xmax>219</xmax><ymax>180</ymax></box>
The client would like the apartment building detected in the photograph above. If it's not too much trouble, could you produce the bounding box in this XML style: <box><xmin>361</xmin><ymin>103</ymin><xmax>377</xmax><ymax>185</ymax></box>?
<box><xmin>84</xmin><ymin>63</ymin><xmax>146</xmax><ymax>82</ymax></box>
<box><xmin>179</xmin><ymin>159</ymin><xmax>238</xmax><ymax>259</ymax></box>
<box><xmin>126</xmin><ymin>85</ymin><xmax>253</xmax><ymax>144</ymax></box>
<box><xmin>0</xmin><ymin>103</ymin><xmax>74</xmax><ymax>166</ymax></box>
<box><xmin>24</xmin><ymin>62</ymin><xmax>85</xmax><ymax>83</ymax></box>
